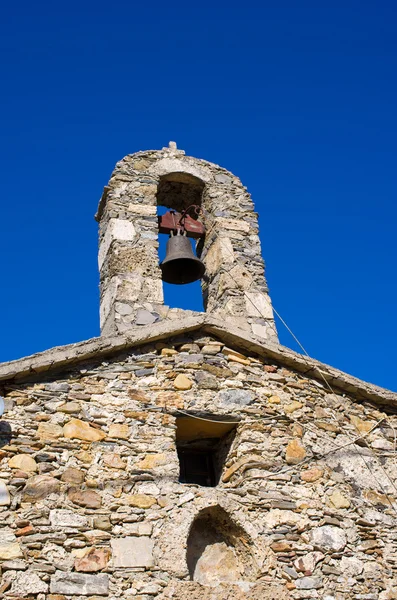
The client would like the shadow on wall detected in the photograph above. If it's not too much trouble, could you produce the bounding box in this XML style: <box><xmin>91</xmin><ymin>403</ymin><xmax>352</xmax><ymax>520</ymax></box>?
<box><xmin>186</xmin><ymin>506</ymin><xmax>257</xmax><ymax>586</ymax></box>
<box><xmin>0</xmin><ymin>421</ymin><xmax>12</xmax><ymax>447</ymax></box>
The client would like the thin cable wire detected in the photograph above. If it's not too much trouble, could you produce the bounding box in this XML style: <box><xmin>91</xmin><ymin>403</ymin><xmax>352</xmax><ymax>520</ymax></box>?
<box><xmin>199</xmin><ymin>223</ymin><xmax>397</xmax><ymax>509</ymax></box>
<box><xmin>230</xmin><ymin>418</ymin><xmax>386</xmax><ymax>488</ymax></box>
<box><xmin>175</xmin><ymin>409</ymin><xmax>242</xmax><ymax>425</ymax></box>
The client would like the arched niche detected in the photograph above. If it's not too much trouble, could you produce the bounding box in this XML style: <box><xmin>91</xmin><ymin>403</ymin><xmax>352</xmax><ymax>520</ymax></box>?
<box><xmin>156</xmin><ymin>172</ymin><xmax>205</xmax><ymax>213</ymax></box>
<box><xmin>186</xmin><ymin>505</ymin><xmax>257</xmax><ymax>587</ymax></box>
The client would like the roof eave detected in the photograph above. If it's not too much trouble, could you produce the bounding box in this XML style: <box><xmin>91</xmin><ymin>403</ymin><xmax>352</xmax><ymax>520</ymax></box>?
<box><xmin>0</xmin><ymin>315</ymin><xmax>395</xmax><ymax>408</ymax></box>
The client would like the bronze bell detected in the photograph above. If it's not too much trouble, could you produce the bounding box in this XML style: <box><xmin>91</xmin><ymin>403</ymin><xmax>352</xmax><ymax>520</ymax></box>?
<box><xmin>160</xmin><ymin>232</ymin><xmax>205</xmax><ymax>285</ymax></box>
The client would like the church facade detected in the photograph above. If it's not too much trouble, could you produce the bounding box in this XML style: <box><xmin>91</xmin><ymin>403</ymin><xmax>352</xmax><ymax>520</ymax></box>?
<box><xmin>0</xmin><ymin>144</ymin><xmax>396</xmax><ymax>600</ymax></box>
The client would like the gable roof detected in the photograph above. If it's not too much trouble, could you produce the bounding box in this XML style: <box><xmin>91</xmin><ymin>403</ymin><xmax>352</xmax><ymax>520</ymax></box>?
<box><xmin>0</xmin><ymin>314</ymin><xmax>395</xmax><ymax>409</ymax></box>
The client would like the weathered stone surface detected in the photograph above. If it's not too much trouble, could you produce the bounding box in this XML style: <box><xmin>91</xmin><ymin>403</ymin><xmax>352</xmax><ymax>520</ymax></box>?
<box><xmin>341</xmin><ymin>555</ymin><xmax>364</xmax><ymax>576</ymax></box>
<box><xmin>311</xmin><ymin>526</ymin><xmax>347</xmax><ymax>552</ymax></box>
<box><xmin>68</xmin><ymin>489</ymin><xmax>102</xmax><ymax>508</ymax></box>
<box><xmin>195</xmin><ymin>371</ymin><xmax>218</xmax><ymax>389</ymax></box>
<box><xmin>329</xmin><ymin>489</ymin><xmax>350</xmax><ymax>509</ymax></box>
<box><xmin>0</xmin><ymin>480</ymin><xmax>11</xmax><ymax>505</ymax></box>
<box><xmin>57</xmin><ymin>401</ymin><xmax>81</xmax><ymax>413</ymax></box>
<box><xmin>193</xmin><ymin>541</ymin><xmax>241</xmax><ymax>586</ymax></box>
<box><xmin>174</xmin><ymin>374</ymin><xmax>193</xmax><ymax>390</ymax></box>
<box><xmin>222</xmin><ymin>456</ymin><xmax>259</xmax><ymax>483</ymax></box>
<box><xmin>285</xmin><ymin>439</ymin><xmax>306</xmax><ymax>464</ymax></box>
<box><xmin>61</xmin><ymin>467</ymin><xmax>85</xmax><ymax>484</ymax></box>
<box><xmin>126</xmin><ymin>494</ymin><xmax>157</xmax><ymax>508</ymax></box>
<box><xmin>218</xmin><ymin>389</ymin><xmax>254</xmax><ymax>407</ymax></box>
<box><xmin>37</xmin><ymin>422</ymin><xmax>63</xmax><ymax>440</ymax></box>
<box><xmin>135</xmin><ymin>309</ymin><xmax>157</xmax><ymax>326</ymax></box>
<box><xmin>93</xmin><ymin>516</ymin><xmax>112</xmax><ymax>531</ymax></box>
<box><xmin>156</xmin><ymin>391</ymin><xmax>184</xmax><ymax>409</ymax></box>
<box><xmin>295</xmin><ymin>576</ymin><xmax>323</xmax><ymax>590</ymax></box>
<box><xmin>50</xmin><ymin>509</ymin><xmax>88</xmax><ymax>528</ymax></box>
<box><xmin>301</xmin><ymin>467</ymin><xmax>323</xmax><ymax>482</ymax></box>
<box><xmin>103</xmin><ymin>453</ymin><xmax>126</xmax><ymax>469</ymax></box>
<box><xmin>0</xmin><ymin>541</ymin><xmax>23</xmax><ymax>559</ymax></box>
<box><xmin>268</xmin><ymin>394</ymin><xmax>281</xmax><ymax>404</ymax></box>
<box><xmin>222</xmin><ymin>347</ymin><xmax>250</xmax><ymax>365</ymax></box>
<box><xmin>294</xmin><ymin>551</ymin><xmax>324</xmax><ymax>574</ymax></box>
<box><xmin>74</xmin><ymin>547</ymin><xmax>110</xmax><ymax>572</ymax></box>
<box><xmin>45</xmin><ymin>381</ymin><xmax>70</xmax><ymax>392</ymax></box>
<box><xmin>22</xmin><ymin>475</ymin><xmax>60</xmax><ymax>502</ymax></box>
<box><xmin>245</xmin><ymin>292</ymin><xmax>274</xmax><ymax>319</ymax></box>
<box><xmin>135</xmin><ymin>453</ymin><xmax>168</xmax><ymax>470</ymax></box>
<box><xmin>264</xmin><ymin>509</ymin><xmax>305</xmax><ymax>528</ymax></box>
<box><xmin>284</xmin><ymin>401</ymin><xmax>303</xmax><ymax>413</ymax></box>
<box><xmin>111</xmin><ymin>537</ymin><xmax>154</xmax><ymax>568</ymax></box>
<box><xmin>1</xmin><ymin>559</ymin><xmax>27</xmax><ymax>570</ymax></box>
<box><xmin>63</xmin><ymin>418</ymin><xmax>106</xmax><ymax>441</ymax></box>
<box><xmin>108</xmin><ymin>423</ymin><xmax>130</xmax><ymax>439</ymax></box>
<box><xmin>7</xmin><ymin>571</ymin><xmax>48</xmax><ymax>595</ymax></box>
<box><xmin>161</xmin><ymin>347</ymin><xmax>178</xmax><ymax>356</ymax></box>
<box><xmin>205</xmin><ymin>237</ymin><xmax>235</xmax><ymax>276</ymax></box>
<box><xmin>50</xmin><ymin>571</ymin><xmax>109</xmax><ymax>595</ymax></box>
<box><xmin>350</xmin><ymin>415</ymin><xmax>375</xmax><ymax>434</ymax></box>
<box><xmin>9</xmin><ymin>454</ymin><xmax>37</xmax><ymax>472</ymax></box>
<box><xmin>98</xmin><ymin>218</ymin><xmax>136</xmax><ymax>269</ymax></box>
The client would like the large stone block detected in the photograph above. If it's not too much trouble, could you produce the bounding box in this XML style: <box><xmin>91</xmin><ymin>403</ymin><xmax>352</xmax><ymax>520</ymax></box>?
<box><xmin>0</xmin><ymin>541</ymin><xmax>23</xmax><ymax>560</ymax></box>
<box><xmin>218</xmin><ymin>389</ymin><xmax>254</xmax><ymax>407</ymax></box>
<box><xmin>310</xmin><ymin>525</ymin><xmax>347</xmax><ymax>552</ymax></box>
<box><xmin>204</xmin><ymin>237</ymin><xmax>234</xmax><ymax>276</ymax></box>
<box><xmin>245</xmin><ymin>292</ymin><xmax>274</xmax><ymax>319</ymax></box>
<box><xmin>111</xmin><ymin>536</ymin><xmax>154</xmax><ymax>568</ymax></box>
<box><xmin>50</xmin><ymin>571</ymin><xmax>109</xmax><ymax>595</ymax></box>
<box><xmin>6</xmin><ymin>572</ymin><xmax>48</xmax><ymax>595</ymax></box>
<box><xmin>50</xmin><ymin>509</ymin><xmax>88</xmax><ymax>528</ymax></box>
<box><xmin>63</xmin><ymin>418</ymin><xmax>106</xmax><ymax>442</ymax></box>
<box><xmin>216</xmin><ymin>217</ymin><xmax>250</xmax><ymax>233</ymax></box>
<box><xmin>22</xmin><ymin>475</ymin><xmax>60</xmax><ymax>502</ymax></box>
<box><xmin>98</xmin><ymin>219</ymin><xmax>136</xmax><ymax>269</ymax></box>
<box><xmin>0</xmin><ymin>481</ymin><xmax>10</xmax><ymax>506</ymax></box>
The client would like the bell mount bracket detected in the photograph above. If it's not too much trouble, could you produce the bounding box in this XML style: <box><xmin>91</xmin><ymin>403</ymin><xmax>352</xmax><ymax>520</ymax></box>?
<box><xmin>158</xmin><ymin>205</ymin><xmax>205</xmax><ymax>240</ymax></box>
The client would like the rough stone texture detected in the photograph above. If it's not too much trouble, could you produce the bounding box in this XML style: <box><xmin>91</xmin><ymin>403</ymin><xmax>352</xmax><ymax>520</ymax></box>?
<box><xmin>0</xmin><ymin>481</ymin><xmax>11</xmax><ymax>506</ymax></box>
<box><xmin>0</xmin><ymin>145</ymin><xmax>396</xmax><ymax>600</ymax></box>
<box><xmin>74</xmin><ymin>547</ymin><xmax>110</xmax><ymax>572</ymax></box>
<box><xmin>310</xmin><ymin>525</ymin><xmax>347</xmax><ymax>552</ymax></box>
<box><xmin>5</xmin><ymin>571</ymin><xmax>49</xmax><ymax>594</ymax></box>
<box><xmin>22</xmin><ymin>474</ymin><xmax>60</xmax><ymax>502</ymax></box>
<box><xmin>64</xmin><ymin>418</ymin><xmax>106</xmax><ymax>441</ymax></box>
<box><xmin>111</xmin><ymin>537</ymin><xmax>154</xmax><ymax>567</ymax></box>
<box><xmin>9</xmin><ymin>453</ymin><xmax>37</xmax><ymax>472</ymax></box>
<box><xmin>0</xmin><ymin>315</ymin><xmax>395</xmax><ymax>408</ymax></box>
<box><xmin>50</xmin><ymin>509</ymin><xmax>88</xmax><ymax>528</ymax></box>
<box><xmin>0</xmin><ymin>332</ymin><xmax>396</xmax><ymax>598</ymax></box>
<box><xmin>96</xmin><ymin>145</ymin><xmax>278</xmax><ymax>342</ymax></box>
<box><xmin>50</xmin><ymin>571</ymin><xmax>109</xmax><ymax>595</ymax></box>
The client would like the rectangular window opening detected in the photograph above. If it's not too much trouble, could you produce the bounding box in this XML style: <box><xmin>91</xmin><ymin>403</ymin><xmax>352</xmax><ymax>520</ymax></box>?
<box><xmin>176</xmin><ymin>415</ymin><xmax>238</xmax><ymax>487</ymax></box>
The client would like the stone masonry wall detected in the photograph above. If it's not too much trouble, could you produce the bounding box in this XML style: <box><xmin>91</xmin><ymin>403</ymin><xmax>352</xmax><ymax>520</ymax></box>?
<box><xmin>0</xmin><ymin>335</ymin><xmax>397</xmax><ymax>599</ymax></box>
<box><xmin>96</xmin><ymin>144</ymin><xmax>277</xmax><ymax>343</ymax></box>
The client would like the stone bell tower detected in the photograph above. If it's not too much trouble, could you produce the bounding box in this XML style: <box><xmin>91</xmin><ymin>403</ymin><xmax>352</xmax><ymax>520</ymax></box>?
<box><xmin>96</xmin><ymin>142</ymin><xmax>278</xmax><ymax>343</ymax></box>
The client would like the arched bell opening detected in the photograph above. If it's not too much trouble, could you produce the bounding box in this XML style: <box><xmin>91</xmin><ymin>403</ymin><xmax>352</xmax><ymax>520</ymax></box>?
<box><xmin>156</xmin><ymin>172</ymin><xmax>206</xmax><ymax>310</ymax></box>
<box><xmin>156</xmin><ymin>172</ymin><xmax>205</xmax><ymax>213</ymax></box>
<box><xmin>186</xmin><ymin>506</ymin><xmax>257</xmax><ymax>587</ymax></box>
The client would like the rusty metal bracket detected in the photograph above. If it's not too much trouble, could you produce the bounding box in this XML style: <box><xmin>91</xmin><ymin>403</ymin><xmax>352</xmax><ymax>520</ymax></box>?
<box><xmin>158</xmin><ymin>207</ymin><xmax>205</xmax><ymax>239</ymax></box>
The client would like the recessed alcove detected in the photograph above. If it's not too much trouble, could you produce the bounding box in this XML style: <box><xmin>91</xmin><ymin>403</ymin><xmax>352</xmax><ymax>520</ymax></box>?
<box><xmin>186</xmin><ymin>506</ymin><xmax>256</xmax><ymax>586</ymax></box>
<box><xmin>176</xmin><ymin>416</ymin><xmax>237</xmax><ymax>487</ymax></box>
<box><xmin>156</xmin><ymin>172</ymin><xmax>205</xmax><ymax>213</ymax></box>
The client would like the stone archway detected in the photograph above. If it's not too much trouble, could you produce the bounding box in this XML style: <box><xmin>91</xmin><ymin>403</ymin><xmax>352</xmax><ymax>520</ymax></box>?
<box><xmin>186</xmin><ymin>505</ymin><xmax>257</xmax><ymax>586</ymax></box>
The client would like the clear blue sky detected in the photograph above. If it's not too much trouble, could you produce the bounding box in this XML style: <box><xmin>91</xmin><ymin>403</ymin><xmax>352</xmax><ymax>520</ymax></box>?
<box><xmin>1</xmin><ymin>1</ymin><xmax>396</xmax><ymax>391</ymax></box>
